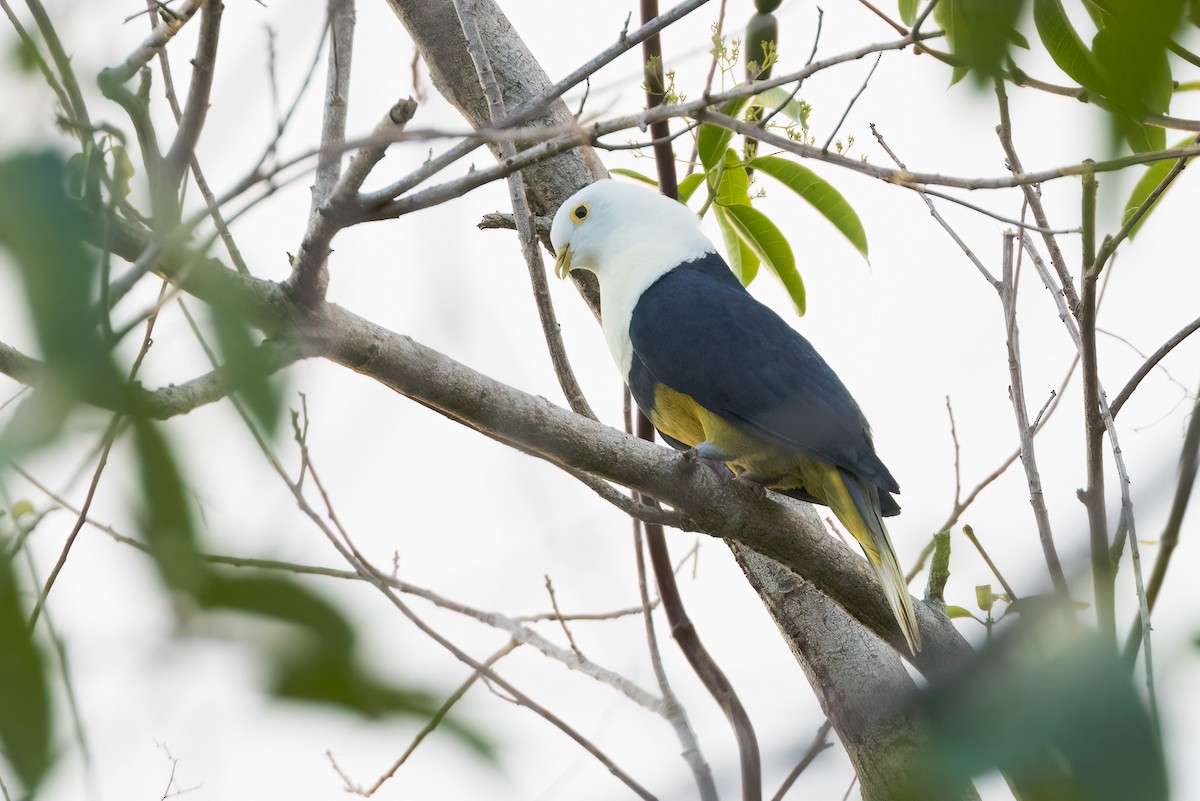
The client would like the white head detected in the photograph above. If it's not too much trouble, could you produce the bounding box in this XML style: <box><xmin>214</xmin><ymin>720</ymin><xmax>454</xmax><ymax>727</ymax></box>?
<box><xmin>549</xmin><ymin>180</ymin><xmax>714</xmax><ymax>282</ymax></box>
<box><xmin>549</xmin><ymin>180</ymin><xmax>716</xmax><ymax>375</ymax></box>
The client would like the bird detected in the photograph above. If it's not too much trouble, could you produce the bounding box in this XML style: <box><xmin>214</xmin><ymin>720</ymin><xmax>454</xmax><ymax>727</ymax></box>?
<box><xmin>549</xmin><ymin>179</ymin><xmax>921</xmax><ymax>653</ymax></box>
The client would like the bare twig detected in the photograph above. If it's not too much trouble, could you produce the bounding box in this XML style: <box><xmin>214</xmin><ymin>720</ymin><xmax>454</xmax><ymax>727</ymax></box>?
<box><xmin>627</xmin><ymin>393</ymin><xmax>717</xmax><ymax>801</ymax></box>
<box><xmin>995</xmin><ymin>80</ymin><xmax>1081</xmax><ymax>316</ymax></box>
<box><xmin>1020</xmin><ymin>232</ymin><xmax>1158</xmax><ymax>714</ymax></box>
<box><xmin>364</xmin><ymin>0</ymin><xmax>712</xmax><ymax>206</ymax></box>
<box><xmin>1079</xmin><ymin>169</ymin><xmax>1115</xmax><ymax>643</ymax></box>
<box><xmin>543</xmin><ymin>575</ymin><xmax>583</xmax><ymax>659</ymax></box>
<box><xmin>163</xmin><ymin>0</ymin><xmax>222</xmax><ymax>188</ymax></box>
<box><xmin>289</xmin><ymin>97</ymin><xmax>418</xmax><ymax>302</ymax></box>
<box><xmin>962</xmin><ymin>524</ymin><xmax>1018</xmax><ymax>601</ymax></box>
<box><xmin>822</xmin><ymin>53</ymin><xmax>881</xmax><ymax>152</ymax></box>
<box><xmin>359</xmin><ymin>640</ymin><xmax>519</xmax><ymax>796</ymax></box>
<box><xmin>101</xmin><ymin>0</ymin><xmax>206</xmax><ymax>85</ymax></box>
<box><xmin>289</xmin><ymin>0</ymin><xmax>355</xmax><ymax>306</ymax></box>
<box><xmin>1092</xmin><ymin>134</ymin><xmax>1199</xmax><ymax>276</ymax></box>
<box><xmin>1001</xmin><ymin>231</ymin><xmax>1070</xmax><ymax>599</ymax></box>
<box><xmin>1125</xmin><ymin>387</ymin><xmax>1200</xmax><ymax>662</ymax></box>
<box><xmin>453</xmin><ymin>0</ymin><xmax>596</xmax><ymax>420</ymax></box>
<box><xmin>1110</xmin><ymin>314</ymin><xmax>1200</xmax><ymax>420</ymax></box>
<box><xmin>768</xmin><ymin>720</ymin><xmax>834</xmax><ymax>801</ymax></box>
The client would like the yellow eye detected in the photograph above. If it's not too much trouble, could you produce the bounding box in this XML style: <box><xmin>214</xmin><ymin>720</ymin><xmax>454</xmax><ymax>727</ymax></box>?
<box><xmin>570</xmin><ymin>202</ymin><xmax>590</xmax><ymax>223</ymax></box>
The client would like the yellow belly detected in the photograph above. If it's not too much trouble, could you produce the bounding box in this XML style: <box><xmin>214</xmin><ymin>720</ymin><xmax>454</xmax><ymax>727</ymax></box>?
<box><xmin>649</xmin><ymin>384</ymin><xmax>878</xmax><ymax>561</ymax></box>
<box><xmin>650</xmin><ymin>383</ymin><xmax>792</xmax><ymax>481</ymax></box>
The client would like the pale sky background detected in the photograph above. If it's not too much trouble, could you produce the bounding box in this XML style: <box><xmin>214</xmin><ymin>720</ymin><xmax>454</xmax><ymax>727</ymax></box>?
<box><xmin>2</xmin><ymin>1</ymin><xmax>1199</xmax><ymax>800</ymax></box>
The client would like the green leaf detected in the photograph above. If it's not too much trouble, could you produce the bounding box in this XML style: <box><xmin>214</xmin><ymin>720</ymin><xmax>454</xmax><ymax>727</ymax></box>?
<box><xmin>749</xmin><ymin>155</ymin><xmax>869</xmax><ymax>260</ymax></box>
<box><xmin>1090</xmin><ymin>0</ymin><xmax>1180</xmax><ymax>121</ymax></box>
<box><xmin>751</xmin><ymin>87</ymin><xmax>810</xmax><ymax>128</ymax></box>
<box><xmin>0</xmin><ymin>152</ymin><xmax>126</xmax><ymax>454</ymax></box>
<box><xmin>712</xmin><ymin>149</ymin><xmax>751</xmax><ymax>207</ymax></box>
<box><xmin>696</xmin><ymin>96</ymin><xmax>752</xmax><ymax>171</ymax></box>
<box><xmin>210</xmin><ymin>302</ymin><xmax>283</xmax><ymax>435</ymax></box>
<box><xmin>945</xmin><ymin>605</ymin><xmax>981</xmax><ymax>621</ymax></box>
<box><xmin>714</xmin><ymin>205</ymin><xmax>760</xmax><ymax>285</ymax></box>
<box><xmin>133</xmin><ymin>418</ymin><xmax>205</xmax><ymax>595</ymax></box>
<box><xmin>110</xmin><ymin>144</ymin><xmax>135</xmax><ymax>202</ymax></box>
<box><xmin>1117</xmin><ymin>118</ymin><xmax>1167</xmax><ymax>154</ymax></box>
<box><xmin>0</xmin><ymin>553</ymin><xmax>52</xmax><ymax>795</ymax></box>
<box><xmin>677</xmin><ymin>172</ymin><xmax>706</xmax><ymax>204</ymax></box>
<box><xmin>975</xmin><ymin>584</ymin><xmax>995</xmax><ymax>612</ymax></box>
<box><xmin>898</xmin><ymin>0</ymin><xmax>919</xmax><ymax>25</ymax></box>
<box><xmin>720</xmin><ymin>203</ymin><xmax>805</xmax><ymax>314</ymax></box>
<box><xmin>936</xmin><ymin>0</ymin><xmax>1027</xmax><ymax>85</ymax></box>
<box><xmin>1121</xmin><ymin>137</ymin><xmax>1194</xmax><ymax>238</ymax></box>
<box><xmin>608</xmin><ymin>168</ymin><xmax>658</xmax><ymax>186</ymax></box>
<box><xmin>1033</xmin><ymin>0</ymin><xmax>1103</xmax><ymax>88</ymax></box>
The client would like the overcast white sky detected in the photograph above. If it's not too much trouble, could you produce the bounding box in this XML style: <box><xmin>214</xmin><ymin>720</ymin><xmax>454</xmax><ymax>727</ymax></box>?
<box><xmin>2</xmin><ymin>1</ymin><xmax>1199</xmax><ymax>800</ymax></box>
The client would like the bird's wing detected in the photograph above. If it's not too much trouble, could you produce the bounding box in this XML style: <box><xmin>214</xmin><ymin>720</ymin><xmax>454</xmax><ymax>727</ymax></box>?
<box><xmin>628</xmin><ymin>252</ymin><xmax>899</xmax><ymax>495</ymax></box>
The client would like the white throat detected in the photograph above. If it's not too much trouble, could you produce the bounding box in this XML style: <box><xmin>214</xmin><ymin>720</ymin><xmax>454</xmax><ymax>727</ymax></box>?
<box><xmin>597</xmin><ymin>235</ymin><xmax>715</xmax><ymax>377</ymax></box>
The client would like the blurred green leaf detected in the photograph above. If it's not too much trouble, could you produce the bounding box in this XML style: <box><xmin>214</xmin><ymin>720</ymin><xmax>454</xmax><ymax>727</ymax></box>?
<box><xmin>720</xmin><ymin>203</ymin><xmax>805</xmax><ymax>314</ymax></box>
<box><xmin>1117</xmin><ymin>118</ymin><xmax>1167</xmax><ymax>154</ymax></box>
<box><xmin>749</xmin><ymin>155</ymin><xmax>869</xmax><ymax>260</ymax></box>
<box><xmin>898</xmin><ymin>0</ymin><xmax>918</xmax><ymax>25</ymax></box>
<box><xmin>1120</xmin><ymin>138</ymin><xmax>1193</xmax><ymax>237</ymax></box>
<box><xmin>677</xmin><ymin>172</ymin><xmax>706</xmax><ymax>204</ymax></box>
<box><xmin>712</xmin><ymin>149</ymin><xmax>751</xmax><ymax>207</ymax></box>
<box><xmin>1090</xmin><ymin>0</ymin><xmax>1181</xmax><ymax>150</ymax></box>
<box><xmin>1033</xmin><ymin>0</ymin><xmax>1103</xmax><ymax>88</ymax></box>
<box><xmin>9</xmin><ymin>35</ymin><xmax>39</xmax><ymax>74</ymax></box>
<box><xmin>608</xmin><ymin>168</ymin><xmax>658</xmax><ymax>186</ymax></box>
<box><xmin>201</xmin><ymin>573</ymin><xmax>491</xmax><ymax>754</ymax></box>
<box><xmin>714</xmin><ymin>205</ymin><xmax>760</xmax><ymax>285</ymax></box>
<box><xmin>132</xmin><ymin>418</ymin><xmax>205</xmax><ymax>595</ymax></box>
<box><xmin>937</xmin><ymin>0</ymin><xmax>1028</xmax><ymax>85</ymax></box>
<box><xmin>0</xmin><ymin>152</ymin><xmax>125</xmax><ymax>453</ymax></box>
<box><xmin>0</xmin><ymin>552</ymin><xmax>52</xmax><ymax>795</ymax></box>
<box><xmin>918</xmin><ymin>629</ymin><xmax>1167</xmax><ymax>801</ymax></box>
<box><xmin>210</xmin><ymin>303</ymin><xmax>282</xmax><ymax>435</ymax></box>
<box><xmin>696</xmin><ymin>96</ymin><xmax>752</xmax><ymax>171</ymax></box>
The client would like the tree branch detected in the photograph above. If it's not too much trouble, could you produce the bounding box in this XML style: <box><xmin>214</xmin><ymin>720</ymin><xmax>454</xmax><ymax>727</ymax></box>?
<box><xmin>289</xmin><ymin>0</ymin><xmax>356</xmax><ymax>306</ymax></box>
<box><xmin>163</xmin><ymin>0</ymin><xmax>222</xmax><ymax>189</ymax></box>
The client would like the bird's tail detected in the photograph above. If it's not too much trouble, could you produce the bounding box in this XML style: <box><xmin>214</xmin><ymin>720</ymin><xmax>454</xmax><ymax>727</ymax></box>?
<box><xmin>834</xmin><ymin>468</ymin><xmax>922</xmax><ymax>654</ymax></box>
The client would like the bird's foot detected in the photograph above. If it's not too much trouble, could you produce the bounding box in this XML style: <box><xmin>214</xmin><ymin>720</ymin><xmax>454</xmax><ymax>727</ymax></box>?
<box><xmin>731</xmin><ymin>474</ymin><xmax>768</xmax><ymax>501</ymax></box>
<box><xmin>683</xmin><ymin>442</ymin><xmax>733</xmax><ymax>477</ymax></box>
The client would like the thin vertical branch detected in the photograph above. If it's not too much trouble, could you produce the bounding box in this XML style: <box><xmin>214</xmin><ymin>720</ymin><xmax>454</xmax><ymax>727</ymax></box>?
<box><xmin>995</xmin><ymin>80</ymin><xmax>1081</xmax><ymax>316</ymax></box>
<box><xmin>1000</xmin><ymin>231</ymin><xmax>1070</xmax><ymax>599</ymax></box>
<box><xmin>452</xmin><ymin>0</ymin><xmax>595</xmax><ymax>419</ymax></box>
<box><xmin>626</xmin><ymin>393</ymin><xmax>718</xmax><ymax>801</ymax></box>
<box><xmin>289</xmin><ymin>0</ymin><xmax>355</xmax><ymax>306</ymax></box>
<box><xmin>164</xmin><ymin>0</ymin><xmax>222</xmax><ymax>188</ymax></box>
<box><xmin>1079</xmin><ymin>167</ymin><xmax>1115</xmax><ymax>644</ymax></box>
<box><xmin>1125</xmin><ymin>386</ymin><xmax>1200</xmax><ymax>662</ymax></box>
<box><xmin>1021</xmin><ymin>232</ymin><xmax>1158</xmax><ymax>712</ymax></box>
<box><xmin>641</xmin><ymin>0</ymin><xmax>679</xmax><ymax>199</ymax></box>
<box><xmin>640</xmin><ymin>3</ymin><xmax>759</xmax><ymax>798</ymax></box>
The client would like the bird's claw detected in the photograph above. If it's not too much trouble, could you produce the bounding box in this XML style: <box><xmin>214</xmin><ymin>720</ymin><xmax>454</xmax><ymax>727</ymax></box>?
<box><xmin>731</xmin><ymin>474</ymin><xmax>768</xmax><ymax>500</ymax></box>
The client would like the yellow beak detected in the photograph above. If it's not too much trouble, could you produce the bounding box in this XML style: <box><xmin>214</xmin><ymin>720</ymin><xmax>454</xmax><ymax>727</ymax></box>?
<box><xmin>553</xmin><ymin>245</ymin><xmax>573</xmax><ymax>279</ymax></box>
